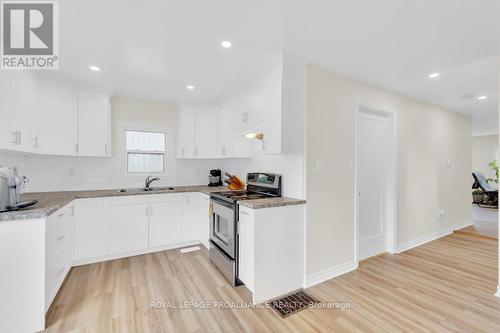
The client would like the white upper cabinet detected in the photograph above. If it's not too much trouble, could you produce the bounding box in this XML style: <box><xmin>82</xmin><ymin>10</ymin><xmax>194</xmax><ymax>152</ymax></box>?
<box><xmin>178</xmin><ymin>105</ymin><xmax>222</xmax><ymax>159</ymax></box>
<box><xmin>10</xmin><ymin>72</ymin><xmax>38</xmax><ymax>152</ymax></box>
<box><xmin>78</xmin><ymin>99</ymin><xmax>111</xmax><ymax>157</ymax></box>
<box><xmin>0</xmin><ymin>73</ymin><xmax>112</xmax><ymax>157</ymax></box>
<box><xmin>175</xmin><ymin>52</ymin><xmax>306</xmax><ymax>158</ymax></box>
<box><xmin>195</xmin><ymin>106</ymin><xmax>220</xmax><ymax>158</ymax></box>
<box><xmin>39</xmin><ymin>90</ymin><xmax>79</xmax><ymax>156</ymax></box>
<box><xmin>177</xmin><ymin>106</ymin><xmax>196</xmax><ymax>158</ymax></box>
<box><xmin>0</xmin><ymin>72</ymin><xmax>11</xmax><ymax>149</ymax></box>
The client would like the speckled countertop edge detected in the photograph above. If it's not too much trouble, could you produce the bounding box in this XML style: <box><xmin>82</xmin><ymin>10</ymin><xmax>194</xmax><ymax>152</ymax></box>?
<box><xmin>238</xmin><ymin>197</ymin><xmax>306</xmax><ymax>209</ymax></box>
<box><xmin>0</xmin><ymin>186</ymin><xmax>306</xmax><ymax>221</ymax></box>
<box><xmin>0</xmin><ymin>185</ymin><xmax>229</xmax><ymax>222</ymax></box>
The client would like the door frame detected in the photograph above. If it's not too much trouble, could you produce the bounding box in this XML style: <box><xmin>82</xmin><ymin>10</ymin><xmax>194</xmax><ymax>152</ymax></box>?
<box><xmin>354</xmin><ymin>101</ymin><xmax>397</xmax><ymax>265</ymax></box>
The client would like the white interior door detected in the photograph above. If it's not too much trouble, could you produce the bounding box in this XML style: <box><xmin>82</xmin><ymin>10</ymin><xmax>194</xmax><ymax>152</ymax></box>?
<box><xmin>358</xmin><ymin>110</ymin><xmax>389</xmax><ymax>260</ymax></box>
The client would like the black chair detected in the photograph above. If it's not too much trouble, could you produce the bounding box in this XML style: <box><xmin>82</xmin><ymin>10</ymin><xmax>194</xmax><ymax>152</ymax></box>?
<box><xmin>472</xmin><ymin>172</ymin><xmax>498</xmax><ymax>206</ymax></box>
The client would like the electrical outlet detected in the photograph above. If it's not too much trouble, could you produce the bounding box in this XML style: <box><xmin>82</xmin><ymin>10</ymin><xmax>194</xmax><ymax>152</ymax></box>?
<box><xmin>438</xmin><ymin>209</ymin><xmax>445</xmax><ymax>220</ymax></box>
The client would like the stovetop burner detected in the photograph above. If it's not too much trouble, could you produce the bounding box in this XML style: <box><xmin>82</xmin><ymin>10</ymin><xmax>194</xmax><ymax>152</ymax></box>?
<box><xmin>212</xmin><ymin>190</ymin><xmax>270</xmax><ymax>202</ymax></box>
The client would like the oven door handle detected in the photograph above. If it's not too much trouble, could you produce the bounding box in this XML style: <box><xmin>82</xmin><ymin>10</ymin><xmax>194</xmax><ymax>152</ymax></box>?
<box><xmin>210</xmin><ymin>197</ymin><xmax>235</xmax><ymax>209</ymax></box>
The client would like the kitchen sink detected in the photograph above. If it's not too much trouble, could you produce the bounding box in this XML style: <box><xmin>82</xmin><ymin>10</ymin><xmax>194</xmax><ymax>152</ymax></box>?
<box><xmin>118</xmin><ymin>187</ymin><xmax>175</xmax><ymax>193</ymax></box>
<box><xmin>145</xmin><ymin>187</ymin><xmax>176</xmax><ymax>191</ymax></box>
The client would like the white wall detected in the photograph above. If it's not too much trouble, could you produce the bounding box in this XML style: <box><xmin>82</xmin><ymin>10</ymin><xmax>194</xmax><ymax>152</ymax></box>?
<box><xmin>472</xmin><ymin>135</ymin><xmax>498</xmax><ymax>181</ymax></box>
<box><xmin>306</xmin><ymin>64</ymin><xmax>472</xmax><ymax>277</ymax></box>
<box><xmin>223</xmin><ymin>154</ymin><xmax>304</xmax><ymax>198</ymax></box>
<box><xmin>497</xmin><ymin>58</ymin><xmax>500</xmax><ymax>298</ymax></box>
<box><xmin>179</xmin><ymin>154</ymin><xmax>304</xmax><ymax>198</ymax></box>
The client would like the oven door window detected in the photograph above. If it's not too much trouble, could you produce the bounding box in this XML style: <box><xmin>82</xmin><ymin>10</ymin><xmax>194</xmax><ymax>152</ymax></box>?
<box><xmin>214</xmin><ymin>214</ymin><xmax>231</xmax><ymax>245</ymax></box>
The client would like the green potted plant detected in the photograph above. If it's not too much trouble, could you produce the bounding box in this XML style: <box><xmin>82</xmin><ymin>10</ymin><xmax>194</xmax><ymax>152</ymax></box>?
<box><xmin>472</xmin><ymin>188</ymin><xmax>484</xmax><ymax>204</ymax></box>
<box><xmin>487</xmin><ymin>160</ymin><xmax>499</xmax><ymax>184</ymax></box>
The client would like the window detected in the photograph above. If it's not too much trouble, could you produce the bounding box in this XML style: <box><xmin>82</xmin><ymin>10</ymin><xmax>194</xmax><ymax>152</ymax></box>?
<box><xmin>126</xmin><ymin>130</ymin><xmax>166</xmax><ymax>173</ymax></box>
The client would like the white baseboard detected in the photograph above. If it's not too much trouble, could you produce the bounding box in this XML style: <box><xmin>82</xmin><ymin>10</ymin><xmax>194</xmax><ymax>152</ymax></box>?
<box><xmin>396</xmin><ymin>220</ymin><xmax>472</xmax><ymax>253</ymax></box>
<box><xmin>72</xmin><ymin>240</ymin><xmax>201</xmax><ymax>266</ymax></box>
<box><xmin>304</xmin><ymin>260</ymin><xmax>357</xmax><ymax>288</ymax></box>
<box><xmin>496</xmin><ymin>286</ymin><xmax>500</xmax><ymax>298</ymax></box>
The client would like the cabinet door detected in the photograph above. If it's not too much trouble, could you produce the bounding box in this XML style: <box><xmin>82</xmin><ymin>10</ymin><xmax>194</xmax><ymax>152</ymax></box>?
<box><xmin>39</xmin><ymin>90</ymin><xmax>78</xmax><ymax>156</ymax></box>
<box><xmin>199</xmin><ymin>194</ymin><xmax>210</xmax><ymax>249</ymax></box>
<box><xmin>74</xmin><ymin>198</ymin><xmax>107</xmax><ymax>260</ymax></box>
<box><xmin>195</xmin><ymin>107</ymin><xmax>219</xmax><ymax>158</ymax></box>
<box><xmin>218</xmin><ymin>104</ymin><xmax>232</xmax><ymax>157</ymax></box>
<box><xmin>107</xmin><ymin>203</ymin><xmax>149</xmax><ymax>254</ymax></box>
<box><xmin>245</xmin><ymin>92</ymin><xmax>266</xmax><ymax>126</ymax></box>
<box><xmin>177</xmin><ymin>107</ymin><xmax>196</xmax><ymax>158</ymax></box>
<box><xmin>78</xmin><ymin>99</ymin><xmax>110</xmax><ymax>157</ymax></box>
<box><xmin>0</xmin><ymin>71</ymin><xmax>11</xmax><ymax>149</ymax></box>
<box><xmin>238</xmin><ymin>208</ymin><xmax>254</xmax><ymax>291</ymax></box>
<box><xmin>29</xmin><ymin>87</ymin><xmax>41</xmax><ymax>152</ymax></box>
<box><xmin>182</xmin><ymin>193</ymin><xmax>200</xmax><ymax>242</ymax></box>
<box><xmin>149</xmin><ymin>200</ymin><xmax>183</xmax><ymax>248</ymax></box>
<box><xmin>10</xmin><ymin>72</ymin><xmax>37</xmax><ymax>152</ymax></box>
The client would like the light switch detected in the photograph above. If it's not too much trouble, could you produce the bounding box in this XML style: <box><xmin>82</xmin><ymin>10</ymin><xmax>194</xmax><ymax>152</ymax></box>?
<box><xmin>447</xmin><ymin>160</ymin><xmax>452</xmax><ymax>167</ymax></box>
<box><xmin>316</xmin><ymin>160</ymin><xmax>325</xmax><ymax>172</ymax></box>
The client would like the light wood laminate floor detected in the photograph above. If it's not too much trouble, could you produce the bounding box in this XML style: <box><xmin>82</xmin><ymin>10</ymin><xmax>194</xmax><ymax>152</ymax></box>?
<box><xmin>46</xmin><ymin>233</ymin><xmax>500</xmax><ymax>332</ymax></box>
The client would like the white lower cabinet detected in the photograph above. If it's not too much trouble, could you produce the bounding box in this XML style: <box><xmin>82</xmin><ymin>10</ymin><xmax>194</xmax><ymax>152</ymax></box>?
<box><xmin>238</xmin><ymin>207</ymin><xmax>254</xmax><ymax>291</ymax></box>
<box><xmin>237</xmin><ymin>204</ymin><xmax>305</xmax><ymax>304</ymax></box>
<box><xmin>182</xmin><ymin>192</ymin><xmax>201</xmax><ymax>242</ymax></box>
<box><xmin>1</xmin><ymin>192</ymin><xmax>213</xmax><ymax>332</ymax></box>
<box><xmin>149</xmin><ymin>195</ymin><xmax>183</xmax><ymax>248</ymax></box>
<box><xmin>74</xmin><ymin>198</ymin><xmax>106</xmax><ymax>260</ymax></box>
<box><xmin>45</xmin><ymin>204</ymin><xmax>74</xmax><ymax>311</ymax></box>
<box><xmin>199</xmin><ymin>194</ymin><xmax>211</xmax><ymax>249</ymax></box>
<box><xmin>106</xmin><ymin>202</ymin><xmax>149</xmax><ymax>255</ymax></box>
<box><xmin>73</xmin><ymin>193</ymin><xmax>206</xmax><ymax>264</ymax></box>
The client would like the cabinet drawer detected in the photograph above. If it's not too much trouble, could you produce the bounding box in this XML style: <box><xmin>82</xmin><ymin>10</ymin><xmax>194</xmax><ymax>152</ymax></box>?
<box><xmin>45</xmin><ymin>241</ymin><xmax>71</xmax><ymax>308</ymax></box>
<box><xmin>46</xmin><ymin>211</ymin><xmax>70</xmax><ymax>261</ymax></box>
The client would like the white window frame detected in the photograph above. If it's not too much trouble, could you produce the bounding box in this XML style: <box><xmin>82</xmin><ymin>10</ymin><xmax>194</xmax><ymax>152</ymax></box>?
<box><xmin>125</xmin><ymin>128</ymin><xmax>167</xmax><ymax>175</ymax></box>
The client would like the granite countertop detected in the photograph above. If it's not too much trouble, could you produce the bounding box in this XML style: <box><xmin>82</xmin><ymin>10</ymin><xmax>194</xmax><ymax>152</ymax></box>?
<box><xmin>0</xmin><ymin>185</ymin><xmax>230</xmax><ymax>222</ymax></box>
<box><xmin>238</xmin><ymin>197</ymin><xmax>306</xmax><ymax>209</ymax></box>
<box><xmin>0</xmin><ymin>186</ymin><xmax>306</xmax><ymax>221</ymax></box>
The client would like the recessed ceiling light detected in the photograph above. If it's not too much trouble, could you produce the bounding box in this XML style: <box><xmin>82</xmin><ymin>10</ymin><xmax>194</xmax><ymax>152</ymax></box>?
<box><xmin>89</xmin><ymin>65</ymin><xmax>101</xmax><ymax>72</ymax></box>
<box><xmin>221</xmin><ymin>40</ymin><xmax>232</xmax><ymax>48</ymax></box>
<box><xmin>186</xmin><ymin>85</ymin><xmax>195</xmax><ymax>90</ymax></box>
<box><xmin>477</xmin><ymin>95</ymin><xmax>487</xmax><ymax>100</ymax></box>
<box><xmin>428</xmin><ymin>72</ymin><xmax>440</xmax><ymax>79</ymax></box>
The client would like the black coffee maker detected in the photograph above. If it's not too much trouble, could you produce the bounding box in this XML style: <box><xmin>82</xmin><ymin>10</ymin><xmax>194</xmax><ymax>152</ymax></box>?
<box><xmin>208</xmin><ymin>169</ymin><xmax>223</xmax><ymax>187</ymax></box>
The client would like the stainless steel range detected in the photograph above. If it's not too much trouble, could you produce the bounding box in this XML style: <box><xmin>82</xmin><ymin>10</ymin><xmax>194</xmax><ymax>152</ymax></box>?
<box><xmin>209</xmin><ymin>172</ymin><xmax>282</xmax><ymax>286</ymax></box>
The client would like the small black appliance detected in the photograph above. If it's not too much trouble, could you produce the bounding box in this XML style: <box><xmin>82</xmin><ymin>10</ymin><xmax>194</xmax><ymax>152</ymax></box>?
<box><xmin>208</xmin><ymin>169</ymin><xmax>223</xmax><ymax>187</ymax></box>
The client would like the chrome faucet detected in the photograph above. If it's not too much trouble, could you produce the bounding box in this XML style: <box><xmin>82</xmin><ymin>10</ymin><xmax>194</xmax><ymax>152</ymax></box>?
<box><xmin>145</xmin><ymin>175</ymin><xmax>159</xmax><ymax>190</ymax></box>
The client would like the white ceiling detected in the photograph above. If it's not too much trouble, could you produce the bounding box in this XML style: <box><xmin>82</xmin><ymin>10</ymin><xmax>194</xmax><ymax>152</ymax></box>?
<box><xmin>54</xmin><ymin>0</ymin><xmax>500</xmax><ymax>134</ymax></box>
